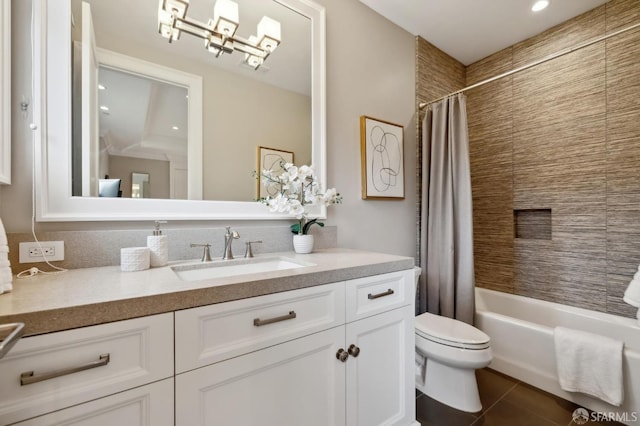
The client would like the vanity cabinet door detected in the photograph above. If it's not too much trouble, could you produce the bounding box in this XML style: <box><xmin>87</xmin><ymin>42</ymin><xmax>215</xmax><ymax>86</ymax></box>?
<box><xmin>176</xmin><ymin>326</ymin><xmax>346</xmax><ymax>426</ymax></box>
<box><xmin>13</xmin><ymin>378</ymin><xmax>174</xmax><ymax>426</ymax></box>
<box><xmin>345</xmin><ymin>305</ymin><xmax>415</xmax><ymax>426</ymax></box>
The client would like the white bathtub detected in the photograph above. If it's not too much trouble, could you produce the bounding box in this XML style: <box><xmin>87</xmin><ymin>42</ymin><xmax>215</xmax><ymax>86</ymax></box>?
<box><xmin>475</xmin><ymin>287</ymin><xmax>640</xmax><ymax>424</ymax></box>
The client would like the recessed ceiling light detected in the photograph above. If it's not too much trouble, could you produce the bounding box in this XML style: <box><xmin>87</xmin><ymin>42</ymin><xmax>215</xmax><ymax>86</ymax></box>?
<box><xmin>99</xmin><ymin>105</ymin><xmax>109</xmax><ymax>111</ymax></box>
<box><xmin>532</xmin><ymin>0</ymin><xmax>549</xmax><ymax>12</ymax></box>
<box><xmin>172</xmin><ymin>126</ymin><xmax>179</xmax><ymax>130</ymax></box>
<box><xmin>98</xmin><ymin>84</ymin><xmax>106</xmax><ymax>90</ymax></box>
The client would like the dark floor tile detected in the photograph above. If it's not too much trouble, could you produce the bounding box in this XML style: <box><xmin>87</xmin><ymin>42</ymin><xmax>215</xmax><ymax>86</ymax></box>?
<box><xmin>416</xmin><ymin>394</ymin><xmax>478</xmax><ymax>426</ymax></box>
<box><xmin>502</xmin><ymin>381</ymin><xmax>581</xmax><ymax>425</ymax></box>
<box><xmin>471</xmin><ymin>399</ymin><xmax>558</xmax><ymax>426</ymax></box>
<box><xmin>476</xmin><ymin>368</ymin><xmax>519</xmax><ymax>412</ymax></box>
<box><xmin>504</xmin><ymin>381</ymin><xmax>626</xmax><ymax>426</ymax></box>
<box><xmin>416</xmin><ymin>368</ymin><xmax>625</xmax><ymax>426</ymax></box>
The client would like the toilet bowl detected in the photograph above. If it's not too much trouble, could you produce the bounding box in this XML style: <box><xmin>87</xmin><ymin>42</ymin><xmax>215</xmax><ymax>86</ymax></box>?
<box><xmin>413</xmin><ymin>267</ymin><xmax>492</xmax><ymax>413</ymax></box>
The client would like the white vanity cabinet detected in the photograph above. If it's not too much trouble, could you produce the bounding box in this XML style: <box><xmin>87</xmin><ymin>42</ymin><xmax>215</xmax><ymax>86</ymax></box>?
<box><xmin>0</xmin><ymin>263</ymin><xmax>415</xmax><ymax>425</ymax></box>
<box><xmin>0</xmin><ymin>313</ymin><xmax>174</xmax><ymax>425</ymax></box>
<box><xmin>174</xmin><ymin>269</ymin><xmax>416</xmax><ymax>426</ymax></box>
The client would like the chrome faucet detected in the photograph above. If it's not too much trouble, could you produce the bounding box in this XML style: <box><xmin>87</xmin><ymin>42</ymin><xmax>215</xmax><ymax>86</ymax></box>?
<box><xmin>223</xmin><ymin>227</ymin><xmax>240</xmax><ymax>260</ymax></box>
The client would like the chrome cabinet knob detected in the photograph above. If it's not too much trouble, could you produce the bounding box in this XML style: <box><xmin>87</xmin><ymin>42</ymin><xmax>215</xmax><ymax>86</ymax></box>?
<box><xmin>336</xmin><ymin>348</ymin><xmax>349</xmax><ymax>362</ymax></box>
<box><xmin>348</xmin><ymin>344</ymin><xmax>360</xmax><ymax>358</ymax></box>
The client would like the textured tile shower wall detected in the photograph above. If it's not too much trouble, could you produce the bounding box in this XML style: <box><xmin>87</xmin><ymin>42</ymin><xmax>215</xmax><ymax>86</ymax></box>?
<box><xmin>417</xmin><ymin>0</ymin><xmax>640</xmax><ymax>318</ymax></box>
<box><xmin>414</xmin><ymin>37</ymin><xmax>466</xmax><ymax>264</ymax></box>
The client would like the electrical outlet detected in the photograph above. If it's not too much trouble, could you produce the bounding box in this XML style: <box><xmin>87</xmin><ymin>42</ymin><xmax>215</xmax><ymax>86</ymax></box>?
<box><xmin>19</xmin><ymin>241</ymin><xmax>65</xmax><ymax>263</ymax></box>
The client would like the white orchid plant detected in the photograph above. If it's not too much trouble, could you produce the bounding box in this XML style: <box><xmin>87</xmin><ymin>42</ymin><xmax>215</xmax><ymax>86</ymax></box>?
<box><xmin>257</xmin><ymin>162</ymin><xmax>342</xmax><ymax>235</ymax></box>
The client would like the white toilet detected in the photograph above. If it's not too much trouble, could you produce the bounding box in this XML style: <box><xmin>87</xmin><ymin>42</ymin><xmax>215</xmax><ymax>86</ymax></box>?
<box><xmin>413</xmin><ymin>267</ymin><xmax>492</xmax><ymax>413</ymax></box>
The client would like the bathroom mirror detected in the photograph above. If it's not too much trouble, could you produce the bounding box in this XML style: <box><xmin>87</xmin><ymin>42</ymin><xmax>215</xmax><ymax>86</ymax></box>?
<box><xmin>0</xmin><ymin>0</ymin><xmax>9</xmax><ymax>185</ymax></box>
<box><xmin>33</xmin><ymin>0</ymin><xmax>326</xmax><ymax>221</ymax></box>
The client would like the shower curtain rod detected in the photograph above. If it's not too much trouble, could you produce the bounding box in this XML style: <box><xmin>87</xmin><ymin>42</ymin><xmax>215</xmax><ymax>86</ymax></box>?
<box><xmin>418</xmin><ymin>20</ymin><xmax>640</xmax><ymax>109</ymax></box>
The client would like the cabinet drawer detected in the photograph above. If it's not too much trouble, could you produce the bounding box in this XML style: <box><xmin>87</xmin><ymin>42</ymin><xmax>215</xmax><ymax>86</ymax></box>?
<box><xmin>13</xmin><ymin>378</ymin><xmax>174</xmax><ymax>426</ymax></box>
<box><xmin>0</xmin><ymin>313</ymin><xmax>174</xmax><ymax>425</ymax></box>
<box><xmin>346</xmin><ymin>269</ymin><xmax>414</xmax><ymax>322</ymax></box>
<box><xmin>176</xmin><ymin>282</ymin><xmax>345</xmax><ymax>373</ymax></box>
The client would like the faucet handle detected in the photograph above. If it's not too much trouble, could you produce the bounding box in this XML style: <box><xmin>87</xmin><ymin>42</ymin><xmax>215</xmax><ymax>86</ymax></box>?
<box><xmin>244</xmin><ymin>241</ymin><xmax>263</xmax><ymax>258</ymax></box>
<box><xmin>190</xmin><ymin>243</ymin><xmax>212</xmax><ymax>262</ymax></box>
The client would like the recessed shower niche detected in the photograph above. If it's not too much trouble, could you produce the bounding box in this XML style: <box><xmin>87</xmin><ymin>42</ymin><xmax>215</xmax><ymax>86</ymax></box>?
<box><xmin>514</xmin><ymin>209</ymin><xmax>552</xmax><ymax>240</ymax></box>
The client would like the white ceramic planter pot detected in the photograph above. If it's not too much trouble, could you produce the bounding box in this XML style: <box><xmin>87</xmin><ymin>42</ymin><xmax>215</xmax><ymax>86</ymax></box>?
<box><xmin>293</xmin><ymin>234</ymin><xmax>314</xmax><ymax>254</ymax></box>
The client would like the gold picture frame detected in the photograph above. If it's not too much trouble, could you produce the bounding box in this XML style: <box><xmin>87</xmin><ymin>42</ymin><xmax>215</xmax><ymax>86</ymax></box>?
<box><xmin>257</xmin><ymin>146</ymin><xmax>294</xmax><ymax>199</ymax></box>
<box><xmin>360</xmin><ymin>115</ymin><xmax>405</xmax><ymax>199</ymax></box>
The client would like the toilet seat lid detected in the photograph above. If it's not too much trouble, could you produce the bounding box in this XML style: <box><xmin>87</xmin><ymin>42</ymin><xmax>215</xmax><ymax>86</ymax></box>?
<box><xmin>415</xmin><ymin>312</ymin><xmax>490</xmax><ymax>348</ymax></box>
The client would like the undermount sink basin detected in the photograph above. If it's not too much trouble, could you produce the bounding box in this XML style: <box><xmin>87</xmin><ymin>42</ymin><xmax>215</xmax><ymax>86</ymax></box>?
<box><xmin>171</xmin><ymin>256</ymin><xmax>315</xmax><ymax>282</ymax></box>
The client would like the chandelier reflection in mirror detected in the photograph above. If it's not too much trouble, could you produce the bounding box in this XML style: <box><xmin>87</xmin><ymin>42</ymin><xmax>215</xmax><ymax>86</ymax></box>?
<box><xmin>157</xmin><ymin>0</ymin><xmax>281</xmax><ymax>69</ymax></box>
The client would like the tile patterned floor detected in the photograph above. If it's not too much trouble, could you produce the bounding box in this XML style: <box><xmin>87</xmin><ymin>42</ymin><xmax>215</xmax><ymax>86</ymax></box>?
<box><xmin>416</xmin><ymin>368</ymin><xmax>626</xmax><ymax>426</ymax></box>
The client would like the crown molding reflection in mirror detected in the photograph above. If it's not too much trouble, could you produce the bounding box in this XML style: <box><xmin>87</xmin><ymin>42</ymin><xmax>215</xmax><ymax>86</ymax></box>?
<box><xmin>33</xmin><ymin>0</ymin><xmax>326</xmax><ymax>221</ymax></box>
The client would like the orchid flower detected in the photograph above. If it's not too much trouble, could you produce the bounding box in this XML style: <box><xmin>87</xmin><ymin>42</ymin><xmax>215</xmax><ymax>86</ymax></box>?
<box><xmin>257</xmin><ymin>162</ymin><xmax>342</xmax><ymax>234</ymax></box>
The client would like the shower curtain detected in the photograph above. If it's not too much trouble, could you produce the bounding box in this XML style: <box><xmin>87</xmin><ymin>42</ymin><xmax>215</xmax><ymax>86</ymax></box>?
<box><xmin>419</xmin><ymin>94</ymin><xmax>475</xmax><ymax>324</ymax></box>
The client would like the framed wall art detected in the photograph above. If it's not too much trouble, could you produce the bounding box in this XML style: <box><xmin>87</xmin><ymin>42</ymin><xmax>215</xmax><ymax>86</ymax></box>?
<box><xmin>257</xmin><ymin>146</ymin><xmax>294</xmax><ymax>198</ymax></box>
<box><xmin>360</xmin><ymin>115</ymin><xmax>404</xmax><ymax>199</ymax></box>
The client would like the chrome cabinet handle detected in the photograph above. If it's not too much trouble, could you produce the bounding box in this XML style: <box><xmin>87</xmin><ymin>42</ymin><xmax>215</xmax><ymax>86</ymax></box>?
<box><xmin>20</xmin><ymin>353</ymin><xmax>110</xmax><ymax>386</ymax></box>
<box><xmin>348</xmin><ymin>344</ymin><xmax>360</xmax><ymax>358</ymax></box>
<box><xmin>0</xmin><ymin>322</ymin><xmax>25</xmax><ymax>359</ymax></box>
<box><xmin>368</xmin><ymin>288</ymin><xmax>394</xmax><ymax>300</ymax></box>
<box><xmin>253</xmin><ymin>311</ymin><xmax>297</xmax><ymax>327</ymax></box>
<box><xmin>336</xmin><ymin>348</ymin><xmax>349</xmax><ymax>362</ymax></box>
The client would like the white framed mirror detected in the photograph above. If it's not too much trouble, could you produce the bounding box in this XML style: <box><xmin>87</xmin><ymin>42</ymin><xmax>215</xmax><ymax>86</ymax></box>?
<box><xmin>0</xmin><ymin>0</ymin><xmax>10</xmax><ymax>185</ymax></box>
<box><xmin>33</xmin><ymin>0</ymin><xmax>326</xmax><ymax>221</ymax></box>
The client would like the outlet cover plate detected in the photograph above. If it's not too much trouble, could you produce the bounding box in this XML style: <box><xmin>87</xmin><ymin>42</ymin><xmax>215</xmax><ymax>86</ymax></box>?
<box><xmin>19</xmin><ymin>241</ymin><xmax>65</xmax><ymax>263</ymax></box>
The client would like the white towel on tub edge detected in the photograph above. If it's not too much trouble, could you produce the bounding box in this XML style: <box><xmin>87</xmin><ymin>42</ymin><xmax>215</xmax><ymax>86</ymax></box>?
<box><xmin>554</xmin><ymin>326</ymin><xmax>624</xmax><ymax>406</ymax></box>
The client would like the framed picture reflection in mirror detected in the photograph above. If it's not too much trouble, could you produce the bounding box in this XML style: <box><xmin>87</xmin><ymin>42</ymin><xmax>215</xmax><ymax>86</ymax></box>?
<box><xmin>257</xmin><ymin>146</ymin><xmax>294</xmax><ymax>199</ymax></box>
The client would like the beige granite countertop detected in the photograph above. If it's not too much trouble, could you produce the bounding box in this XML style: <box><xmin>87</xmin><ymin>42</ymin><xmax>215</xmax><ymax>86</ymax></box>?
<box><xmin>0</xmin><ymin>248</ymin><xmax>414</xmax><ymax>336</ymax></box>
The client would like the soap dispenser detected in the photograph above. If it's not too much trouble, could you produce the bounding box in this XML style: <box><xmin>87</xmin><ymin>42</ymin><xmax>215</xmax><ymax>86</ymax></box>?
<box><xmin>147</xmin><ymin>221</ymin><xmax>168</xmax><ymax>267</ymax></box>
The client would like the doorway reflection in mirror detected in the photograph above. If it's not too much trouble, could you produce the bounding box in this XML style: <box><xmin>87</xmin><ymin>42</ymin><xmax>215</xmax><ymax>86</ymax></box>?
<box><xmin>131</xmin><ymin>172</ymin><xmax>150</xmax><ymax>199</ymax></box>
